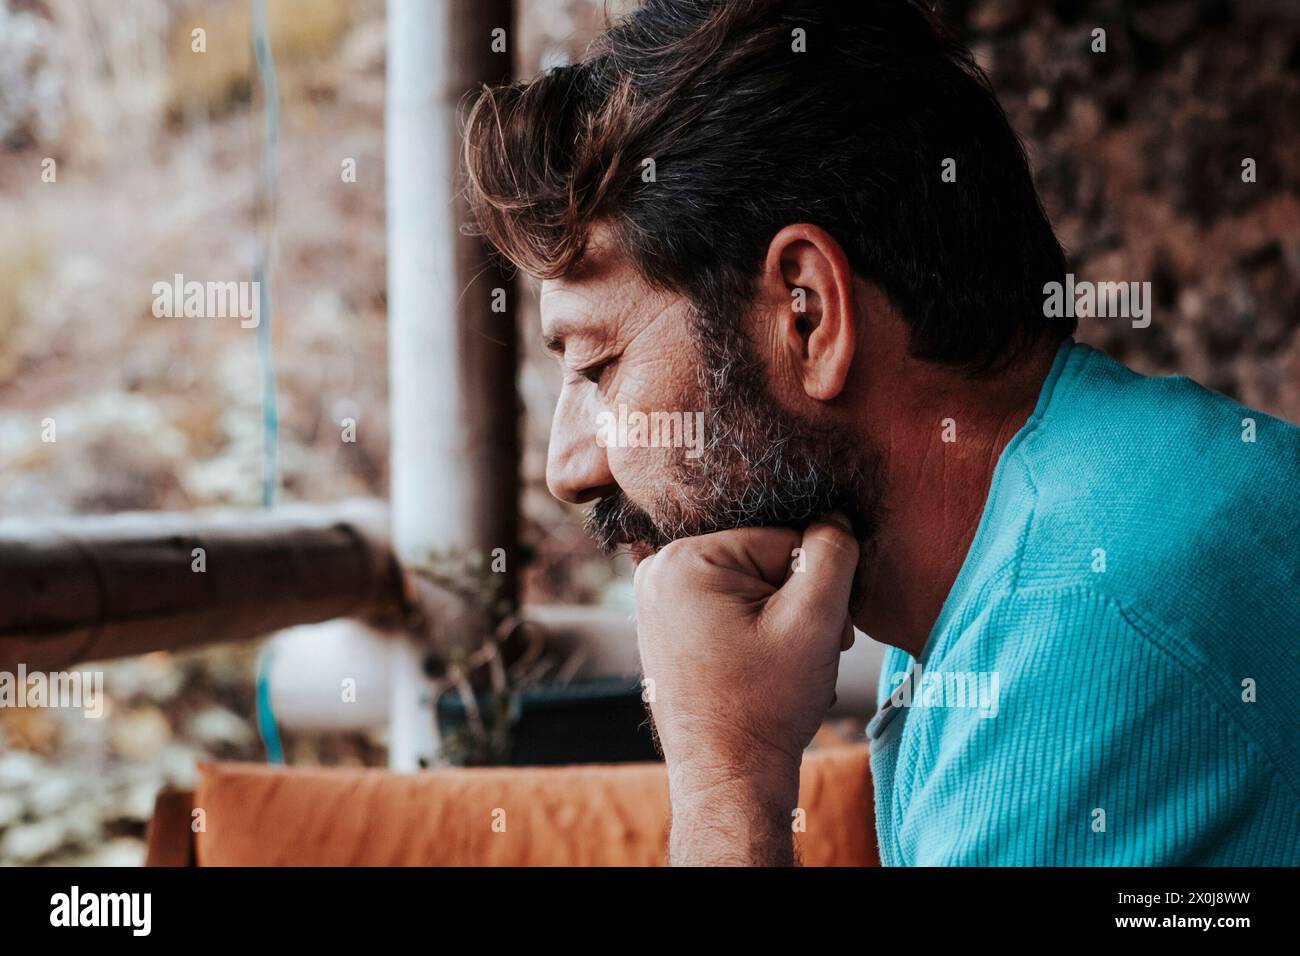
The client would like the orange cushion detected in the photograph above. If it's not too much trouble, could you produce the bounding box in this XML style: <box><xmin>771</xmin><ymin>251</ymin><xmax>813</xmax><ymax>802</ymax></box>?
<box><xmin>195</xmin><ymin>744</ymin><xmax>878</xmax><ymax>866</ymax></box>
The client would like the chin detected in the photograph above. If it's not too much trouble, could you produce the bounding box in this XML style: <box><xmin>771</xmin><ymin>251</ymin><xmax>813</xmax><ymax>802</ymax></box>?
<box><xmin>629</xmin><ymin>541</ymin><xmax>656</xmax><ymax>565</ymax></box>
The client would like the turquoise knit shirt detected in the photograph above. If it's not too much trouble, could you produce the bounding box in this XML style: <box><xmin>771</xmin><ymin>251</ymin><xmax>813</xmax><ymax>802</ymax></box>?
<box><xmin>868</xmin><ymin>340</ymin><xmax>1300</xmax><ymax>865</ymax></box>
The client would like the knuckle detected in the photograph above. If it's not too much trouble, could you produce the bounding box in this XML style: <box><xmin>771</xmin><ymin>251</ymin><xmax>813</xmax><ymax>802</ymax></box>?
<box><xmin>633</xmin><ymin>558</ymin><xmax>660</xmax><ymax>595</ymax></box>
<box><xmin>656</xmin><ymin>538</ymin><xmax>689</xmax><ymax>565</ymax></box>
<box><xmin>654</xmin><ymin>539</ymin><xmax>700</xmax><ymax>580</ymax></box>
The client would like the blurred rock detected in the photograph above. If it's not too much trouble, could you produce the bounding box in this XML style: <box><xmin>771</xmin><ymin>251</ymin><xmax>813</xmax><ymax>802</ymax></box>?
<box><xmin>187</xmin><ymin>705</ymin><xmax>256</xmax><ymax>750</ymax></box>
<box><xmin>156</xmin><ymin>743</ymin><xmax>205</xmax><ymax>789</ymax></box>
<box><xmin>0</xmin><ymin>2</ymin><xmax>65</xmax><ymax>148</ymax></box>
<box><xmin>105</xmin><ymin>655</ymin><xmax>186</xmax><ymax>704</ymax></box>
<box><xmin>0</xmin><ymin>750</ymin><xmax>45</xmax><ymax>789</ymax></box>
<box><xmin>115</xmin><ymin>779</ymin><xmax>162</xmax><ymax>824</ymax></box>
<box><xmin>0</xmin><ymin>818</ymin><xmax>65</xmax><ymax>863</ymax></box>
<box><xmin>69</xmin><ymin>836</ymin><xmax>146</xmax><ymax>867</ymax></box>
<box><xmin>50</xmin><ymin>802</ymin><xmax>100</xmax><ymax>846</ymax></box>
<box><xmin>109</xmin><ymin>706</ymin><xmax>173</xmax><ymax>763</ymax></box>
<box><xmin>0</xmin><ymin>793</ymin><xmax>24</xmax><ymax>829</ymax></box>
<box><xmin>27</xmin><ymin>775</ymin><xmax>79</xmax><ymax>815</ymax></box>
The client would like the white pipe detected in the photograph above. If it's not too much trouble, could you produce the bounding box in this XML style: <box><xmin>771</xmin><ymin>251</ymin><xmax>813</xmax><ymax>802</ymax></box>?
<box><xmin>386</xmin><ymin>0</ymin><xmax>465</xmax><ymax>554</ymax></box>
<box><xmin>266</xmin><ymin>620</ymin><xmax>393</xmax><ymax>730</ymax></box>
<box><xmin>384</xmin><ymin>0</ymin><xmax>460</xmax><ymax>770</ymax></box>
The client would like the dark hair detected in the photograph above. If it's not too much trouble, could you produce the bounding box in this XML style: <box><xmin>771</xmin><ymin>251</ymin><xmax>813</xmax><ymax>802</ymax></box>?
<box><xmin>464</xmin><ymin>0</ymin><xmax>1073</xmax><ymax>370</ymax></box>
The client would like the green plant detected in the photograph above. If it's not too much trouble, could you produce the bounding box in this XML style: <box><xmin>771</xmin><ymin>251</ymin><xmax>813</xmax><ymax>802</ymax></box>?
<box><xmin>409</xmin><ymin>548</ymin><xmax>565</xmax><ymax>767</ymax></box>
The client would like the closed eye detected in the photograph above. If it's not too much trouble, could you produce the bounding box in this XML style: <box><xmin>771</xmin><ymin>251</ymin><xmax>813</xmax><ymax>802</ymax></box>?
<box><xmin>574</xmin><ymin>357</ymin><xmax>616</xmax><ymax>385</ymax></box>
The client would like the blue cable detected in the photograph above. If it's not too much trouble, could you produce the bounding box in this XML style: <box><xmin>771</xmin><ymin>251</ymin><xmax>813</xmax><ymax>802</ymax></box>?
<box><xmin>252</xmin><ymin>0</ymin><xmax>280</xmax><ymax>511</ymax></box>
<box><xmin>251</xmin><ymin>0</ymin><xmax>284</xmax><ymax>764</ymax></box>
<box><xmin>256</xmin><ymin>646</ymin><xmax>286</xmax><ymax>765</ymax></box>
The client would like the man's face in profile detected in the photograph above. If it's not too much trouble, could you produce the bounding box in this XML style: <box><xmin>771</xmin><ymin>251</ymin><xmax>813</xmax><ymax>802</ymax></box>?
<box><xmin>464</xmin><ymin>0</ymin><xmax>1076</xmax><ymax>577</ymax></box>
<box><xmin>541</xmin><ymin>232</ymin><xmax>878</xmax><ymax>561</ymax></box>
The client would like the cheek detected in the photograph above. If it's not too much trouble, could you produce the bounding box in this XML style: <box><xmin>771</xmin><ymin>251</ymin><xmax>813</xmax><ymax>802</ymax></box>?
<box><xmin>605</xmin><ymin>443</ymin><xmax>679</xmax><ymax>506</ymax></box>
<box><xmin>604</xmin><ymin>354</ymin><xmax>702</xmax><ymax>503</ymax></box>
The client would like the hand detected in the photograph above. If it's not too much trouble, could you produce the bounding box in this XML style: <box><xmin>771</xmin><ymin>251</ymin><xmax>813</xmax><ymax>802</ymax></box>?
<box><xmin>632</xmin><ymin>516</ymin><xmax>860</xmax><ymax>864</ymax></box>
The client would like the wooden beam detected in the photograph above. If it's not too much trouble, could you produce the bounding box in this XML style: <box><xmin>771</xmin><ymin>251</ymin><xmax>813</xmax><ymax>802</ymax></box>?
<box><xmin>451</xmin><ymin>0</ymin><xmax>520</xmax><ymax>616</ymax></box>
<box><xmin>0</xmin><ymin>499</ymin><xmax>404</xmax><ymax>672</ymax></box>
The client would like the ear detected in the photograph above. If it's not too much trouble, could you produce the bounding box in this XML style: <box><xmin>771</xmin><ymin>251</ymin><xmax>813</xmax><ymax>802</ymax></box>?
<box><xmin>761</xmin><ymin>224</ymin><xmax>856</xmax><ymax>402</ymax></box>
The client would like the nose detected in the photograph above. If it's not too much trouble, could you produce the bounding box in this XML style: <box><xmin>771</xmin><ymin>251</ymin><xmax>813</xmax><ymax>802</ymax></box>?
<box><xmin>546</xmin><ymin>388</ymin><xmax>616</xmax><ymax>504</ymax></box>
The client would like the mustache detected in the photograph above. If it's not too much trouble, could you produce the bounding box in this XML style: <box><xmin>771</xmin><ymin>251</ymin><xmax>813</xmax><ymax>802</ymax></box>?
<box><xmin>584</xmin><ymin>491</ymin><xmax>667</xmax><ymax>555</ymax></box>
<box><xmin>585</xmin><ymin>477</ymin><xmax>874</xmax><ymax>557</ymax></box>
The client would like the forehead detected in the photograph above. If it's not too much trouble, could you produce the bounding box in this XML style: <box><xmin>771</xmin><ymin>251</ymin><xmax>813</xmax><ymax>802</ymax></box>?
<box><xmin>539</xmin><ymin>234</ymin><xmax>677</xmax><ymax>342</ymax></box>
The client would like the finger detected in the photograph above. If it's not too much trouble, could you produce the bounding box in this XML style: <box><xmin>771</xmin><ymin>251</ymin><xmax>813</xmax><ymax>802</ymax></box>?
<box><xmin>681</xmin><ymin>525</ymin><xmax>802</xmax><ymax>589</ymax></box>
<box><xmin>840</xmin><ymin>615</ymin><xmax>856</xmax><ymax>652</ymax></box>
<box><xmin>768</xmin><ymin>513</ymin><xmax>860</xmax><ymax>631</ymax></box>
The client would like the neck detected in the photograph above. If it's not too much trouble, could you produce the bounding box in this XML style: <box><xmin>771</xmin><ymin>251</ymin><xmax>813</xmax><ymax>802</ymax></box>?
<box><xmin>852</xmin><ymin>341</ymin><xmax>1060</xmax><ymax>658</ymax></box>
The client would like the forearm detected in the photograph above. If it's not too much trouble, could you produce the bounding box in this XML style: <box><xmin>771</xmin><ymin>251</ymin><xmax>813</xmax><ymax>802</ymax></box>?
<box><xmin>667</xmin><ymin>763</ymin><xmax>801</xmax><ymax>866</ymax></box>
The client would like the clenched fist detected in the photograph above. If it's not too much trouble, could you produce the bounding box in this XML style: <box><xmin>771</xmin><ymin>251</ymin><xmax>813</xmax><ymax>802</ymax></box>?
<box><xmin>632</xmin><ymin>516</ymin><xmax>860</xmax><ymax>865</ymax></box>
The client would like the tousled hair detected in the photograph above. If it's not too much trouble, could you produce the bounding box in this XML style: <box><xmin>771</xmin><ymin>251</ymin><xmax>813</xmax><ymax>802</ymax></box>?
<box><xmin>464</xmin><ymin>0</ymin><xmax>1074</xmax><ymax>370</ymax></box>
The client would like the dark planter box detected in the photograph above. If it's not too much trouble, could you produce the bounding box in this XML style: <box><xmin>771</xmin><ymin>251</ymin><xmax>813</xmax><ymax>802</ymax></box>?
<box><xmin>436</xmin><ymin>676</ymin><xmax>660</xmax><ymax>766</ymax></box>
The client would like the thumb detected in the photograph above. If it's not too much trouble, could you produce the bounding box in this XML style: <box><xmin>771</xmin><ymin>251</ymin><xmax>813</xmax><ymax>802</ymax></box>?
<box><xmin>766</xmin><ymin>514</ymin><xmax>860</xmax><ymax>633</ymax></box>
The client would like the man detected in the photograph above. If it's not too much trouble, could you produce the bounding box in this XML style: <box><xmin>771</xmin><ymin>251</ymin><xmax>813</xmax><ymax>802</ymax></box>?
<box><xmin>464</xmin><ymin>0</ymin><xmax>1300</xmax><ymax>865</ymax></box>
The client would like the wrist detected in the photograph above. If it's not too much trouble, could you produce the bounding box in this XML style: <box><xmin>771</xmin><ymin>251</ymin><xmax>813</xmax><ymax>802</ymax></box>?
<box><xmin>668</xmin><ymin>751</ymin><xmax>800</xmax><ymax>806</ymax></box>
<box><xmin>666</xmin><ymin>754</ymin><xmax>802</xmax><ymax>866</ymax></box>
<box><xmin>662</xmin><ymin>723</ymin><xmax>802</xmax><ymax>789</ymax></box>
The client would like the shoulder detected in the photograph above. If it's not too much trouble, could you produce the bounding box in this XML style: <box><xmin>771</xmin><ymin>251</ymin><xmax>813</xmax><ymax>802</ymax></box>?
<box><xmin>1018</xmin><ymin>345</ymin><xmax>1300</xmax><ymax>564</ymax></box>
<box><xmin>1005</xmin><ymin>345</ymin><xmax>1300</xmax><ymax>694</ymax></box>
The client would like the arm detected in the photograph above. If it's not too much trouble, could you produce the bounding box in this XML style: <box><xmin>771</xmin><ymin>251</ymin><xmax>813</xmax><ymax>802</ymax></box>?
<box><xmin>632</xmin><ymin>518</ymin><xmax>860</xmax><ymax>866</ymax></box>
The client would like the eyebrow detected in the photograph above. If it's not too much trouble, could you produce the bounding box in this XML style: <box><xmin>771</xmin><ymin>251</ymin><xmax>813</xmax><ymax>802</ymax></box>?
<box><xmin>541</xmin><ymin>314</ymin><xmax>604</xmax><ymax>358</ymax></box>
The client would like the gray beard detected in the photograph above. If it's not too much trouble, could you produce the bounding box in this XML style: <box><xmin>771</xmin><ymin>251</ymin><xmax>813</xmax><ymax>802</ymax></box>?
<box><xmin>585</xmin><ymin>311</ymin><xmax>883</xmax><ymax>554</ymax></box>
